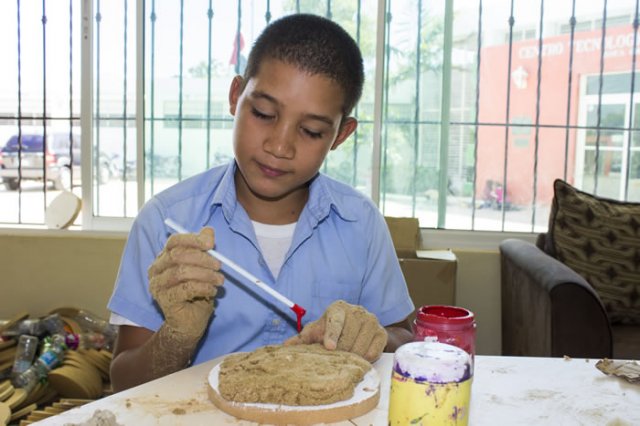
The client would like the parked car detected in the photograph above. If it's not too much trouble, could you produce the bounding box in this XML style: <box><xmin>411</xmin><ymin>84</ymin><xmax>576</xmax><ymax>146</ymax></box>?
<box><xmin>0</xmin><ymin>133</ymin><xmax>116</xmax><ymax>190</ymax></box>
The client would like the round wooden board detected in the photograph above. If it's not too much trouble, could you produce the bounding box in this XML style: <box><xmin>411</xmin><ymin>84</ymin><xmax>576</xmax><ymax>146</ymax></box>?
<box><xmin>0</xmin><ymin>311</ymin><xmax>28</xmax><ymax>335</ymax></box>
<box><xmin>9</xmin><ymin>402</ymin><xmax>36</xmax><ymax>423</ymax></box>
<box><xmin>208</xmin><ymin>361</ymin><xmax>380</xmax><ymax>425</ymax></box>
<box><xmin>45</xmin><ymin>190</ymin><xmax>82</xmax><ymax>229</ymax></box>
<box><xmin>0</xmin><ymin>384</ymin><xmax>13</xmax><ymax>402</ymax></box>
<box><xmin>5</xmin><ymin>388</ymin><xmax>26</xmax><ymax>410</ymax></box>
<box><xmin>48</xmin><ymin>306</ymin><xmax>80</xmax><ymax>318</ymax></box>
<box><xmin>0</xmin><ymin>402</ymin><xmax>9</xmax><ymax>425</ymax></box>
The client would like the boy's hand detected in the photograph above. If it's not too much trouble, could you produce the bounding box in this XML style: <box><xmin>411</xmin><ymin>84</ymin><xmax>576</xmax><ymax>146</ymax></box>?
<box><xmin>284</xmin><ymin>300</ymin><xmax>388</xmax><ymax>362</ymax></box>
<box><xmin>148</xmin><ymin>227</ymin><xmax>224</xmax><ymax>342</ymax></box>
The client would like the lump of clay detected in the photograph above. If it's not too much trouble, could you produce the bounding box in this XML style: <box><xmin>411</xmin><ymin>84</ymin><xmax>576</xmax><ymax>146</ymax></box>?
<box><xmin>218</xmin><ymin>343</ymin><xmax>371</xmax><ymax>406</ymax></box>
<box><xmin>596</xmin><ymin>358</ymin><xmax>640</xmax><ymax>384</ymax></box>
<box><xmin>64</xmin><ymin>409</ymin><xmax>123</xmax><ymax>426</ymax></box>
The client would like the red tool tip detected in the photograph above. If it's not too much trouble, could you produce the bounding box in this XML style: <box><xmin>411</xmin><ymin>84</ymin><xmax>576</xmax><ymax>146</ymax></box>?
<box><xmin>291</xmin><ymin>304</ymin><xmax>306</xmax><ymax>333</ymax></box>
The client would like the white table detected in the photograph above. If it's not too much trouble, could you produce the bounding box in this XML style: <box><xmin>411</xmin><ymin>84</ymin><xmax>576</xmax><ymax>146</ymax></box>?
<box><xmin>36</xmin><ymin>354</ymin><xmax>640</xmax><ymax>425</ymax></box>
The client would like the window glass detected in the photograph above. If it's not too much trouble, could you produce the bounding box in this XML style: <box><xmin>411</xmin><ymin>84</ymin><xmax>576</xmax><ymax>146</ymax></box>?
<box><xmin>0</xmin><ymin>1</ymin><xmax>81</xmax><ymax>225</ymax></box>
<box><xmin>1</xmin><ymin>0</ymin><xmax>640</xmax><ymax>236</ymax></box>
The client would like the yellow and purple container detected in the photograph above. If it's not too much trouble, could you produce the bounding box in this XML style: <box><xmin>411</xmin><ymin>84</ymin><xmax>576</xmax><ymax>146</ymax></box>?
<box><xmin>388</xmin><ymin>340</ymin><xmax>472</xmax><ymax>425</ymax></box>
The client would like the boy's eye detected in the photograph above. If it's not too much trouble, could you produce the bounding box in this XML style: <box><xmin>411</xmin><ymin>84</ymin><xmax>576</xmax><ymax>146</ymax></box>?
<box><xmin>303</xmin><ymin>128</ymin><xmax>323</xmax><ymax>139</ymax></box>
<box><xmin>251</xmin><ymin>107</ymin><xmax>273</xmax><ymax>120</ymax></box>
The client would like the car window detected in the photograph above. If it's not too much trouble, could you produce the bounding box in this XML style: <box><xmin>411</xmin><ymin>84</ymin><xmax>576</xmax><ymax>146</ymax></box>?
<box><xmin>51</xmin><ymin>134</ymin><xmax>80</xmax><ymax>151</ymax></box>
<box><xmin>2</xmin><ymin>135</ymin><xmax>43</xmax><ymax>152</ymax></box>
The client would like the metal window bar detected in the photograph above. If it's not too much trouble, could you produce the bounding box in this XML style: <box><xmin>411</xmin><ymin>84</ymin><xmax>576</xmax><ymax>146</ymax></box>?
<box><xmin>16</xmin><ymin>0</ymin><xmax>24</xmax><ymax>219</ymax></box>
<box><xmin>563</xmin><ymin>0</ymin><xmax>577</xmax><ymax>182</ymax></box>
<box><xmin>41</xmin><ymin>0</ymin><xmax>48</xmax><ymax>213</ymax></box>
<box><xmin>95</xmin><ymin>0</ymin><xmax>102</xmax><ymax>213</ymax></box>
<box><xmin>234</xmin><ymin>1</ymin><xmax>241</xmax><ymax>76</ymax></box>
<box><xmin>437</xmin><ymin>0</ymin><xmax>453</xmax><ymax>228</ymax></box>
<box><xmin>352</xmin><ymin>0</ymin><xmax>361</xmax><ymax>188</ymax></box>
<box><xmin>122</xmin><ymin>0</ymin><xmax>129</xmax><ymax>216</ymax></box>
<box><xmin>136</xmin><ymin>0</ymin><xmax>144</xmax><ymax>213</ymax></box>
<box><xmin>594</xmin><ymin>0</ymin><xmax>608</xmax><ymax>194</ymax></box>
<box><xmin>321</xmin><ymin>1</ymin><xmax>333</xmax><ymax>176</ymax></box>
<box><xmin>206</xmin><ymin>1</ymin><xmax>213</xmax><ymax>169</ymax></box>
<box><xmin>178</xmin><ymin>0</ymin><xmax>184</xmax><ymax>181</ymax></box>
<box><xmin>470</xmin><ymin>0</ymin><xmax>483</xmax><ymax>230</ymax></box>
<box><xmin>530</xmin><ymin>0</ymin><xmax>545</xmax><ymax>230</ymax></box>
<box><xmin>266</xmin><ymin>1</ymin><xmax>272</xmax><ymax>24</ymax></box>
<box><xmin>149</xmin><ymin>0</ymin><xmax>156</xmax><ymax>193</ymax></box>
<box><xmin>624</xmin><ymin>0</ymin><xmax>640</xmax><ymax>200</ymax></box>
<box><xmin>68</xmin><ymin>0</ymin><xmax>74</xmax><ymax>190</ymax></box>
<box><xmin>500</xmin><ymin>0</ymin><xmax>516</xmax><ymax>231</ymax></box>
<box><xmin>380</xmin><ymin>0</ymin><xmax>392</xmax><ymax>212</ymax></box>
<box><xmin>411</xmin><ymin>0</ymin><xmax>423</xmax><ymax>218</ymax></box>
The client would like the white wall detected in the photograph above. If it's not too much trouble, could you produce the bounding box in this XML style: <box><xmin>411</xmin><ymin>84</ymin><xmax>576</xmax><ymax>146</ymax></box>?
<box><xmin>0</xmin><ymin>230</ymin><xmax>509</xmax><ymax>355</ymax></box>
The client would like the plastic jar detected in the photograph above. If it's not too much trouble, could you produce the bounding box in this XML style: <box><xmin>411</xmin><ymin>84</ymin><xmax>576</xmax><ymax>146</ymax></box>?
<box><xmin>388</xmin><ymin>340</ymin><xmax>473</xmax><ymax>425</ymax></box>
<box><xmin>413</xmin><ymin>305</ymin><xmax>476</xmax><ymax>359</ymax></box>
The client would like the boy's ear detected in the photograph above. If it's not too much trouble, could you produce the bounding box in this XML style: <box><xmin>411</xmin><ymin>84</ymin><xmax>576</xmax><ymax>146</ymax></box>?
<box><xmin>331</xmin><ymin>117</ymin><xmax>358</xmax><ymax>150</ymax></box>
<box><xmin>228</xmin><ymin>76</ymin><xmax>245</xmax><ymax>116</ymax></box>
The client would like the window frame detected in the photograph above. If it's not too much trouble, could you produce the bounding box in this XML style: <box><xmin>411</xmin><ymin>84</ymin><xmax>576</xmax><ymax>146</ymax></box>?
<box><xmin>3</xmin><ymin>0</ymin><xmax>550</xmax><ymax>251</ymax></box>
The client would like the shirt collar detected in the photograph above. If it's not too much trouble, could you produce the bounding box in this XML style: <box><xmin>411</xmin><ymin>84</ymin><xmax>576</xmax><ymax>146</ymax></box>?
<box><xmin>210</xmin><ymin>160</ymin><xmax>240</xmax><ymax>223</ymax></box>
<box><xmin>209</xmin><ymin>160</ymin><xmax>357</xmax><ymax>224</ymax></box>
<box><xmin>306</xmin><ymin>174</ymin><xmax>357</xmax><ymax>223</ymax></box>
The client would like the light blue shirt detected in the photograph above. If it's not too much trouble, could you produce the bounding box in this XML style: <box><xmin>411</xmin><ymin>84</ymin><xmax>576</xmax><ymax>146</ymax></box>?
<box><xmin>108</xmin><ymin>160</ymin><xmax>414</xmax><ymax>365</ymax></box>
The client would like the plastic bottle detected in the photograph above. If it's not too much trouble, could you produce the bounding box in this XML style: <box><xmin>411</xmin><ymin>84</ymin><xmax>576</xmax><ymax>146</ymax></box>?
<box><xmin>73</xmin><ymin>310</ymin><xmax>116</xmax><ymax>351</ymax></box>
<box><xmin>12</xmin><ymin>334</ymin><xmax>67</xmax><ymax>393</ymax></box>
<box><xmin>74</xmin><ymin>310</ymin><xmax>117</xmax><ymax>340</ymax></box>
<box><xmin>65</xmin><ymin>331</ymin><xmax>108</xmax><ymax>350</ymax></box>
<box><xmin>41</xmin><ymin>313</ymin><xmax>66</xmax><ymax>335</ymax></box>
<box><xmin>3</xmin><ymin>318</ymin><xmax>46</xmax><ymax>337</ymax></box>
<box><xmin>10</xmin><ymin>335</ymin><xmax>39</xmax><ymax>378</ymax></box>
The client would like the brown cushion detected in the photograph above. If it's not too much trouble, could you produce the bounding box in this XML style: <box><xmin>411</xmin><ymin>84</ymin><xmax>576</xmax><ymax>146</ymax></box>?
<box><xmin>612</xmin><ymin>324</ymin><xmax>640</xmax><ymax>359</ymax></box>
<box><xmin>547</xmin><ymin>179</ymin><xmax>640</xmax><ymax>325</ymax></box>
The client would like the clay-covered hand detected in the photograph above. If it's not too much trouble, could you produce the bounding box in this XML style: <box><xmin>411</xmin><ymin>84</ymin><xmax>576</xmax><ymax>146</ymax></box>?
<box><xmin>148</xmin><ymin>227</ymin><xmax>224</xmax><ymax>342</ymax></box>
<box><xmin>284</xmin><ymin>300</ymin><xmax>388</xmax><ymax>362</ymax></box>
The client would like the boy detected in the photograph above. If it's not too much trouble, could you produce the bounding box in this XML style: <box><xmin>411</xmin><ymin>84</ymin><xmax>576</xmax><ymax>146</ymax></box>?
<box><xmin>108</xmin><ymin>13</ymin><xmax>415</xmax><ymax>392</ymax></box>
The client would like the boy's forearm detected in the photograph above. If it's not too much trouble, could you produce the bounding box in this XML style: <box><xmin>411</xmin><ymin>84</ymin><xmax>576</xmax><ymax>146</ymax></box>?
<box><xmin>384</xmin><ymin>324</ymin><xmax>414</xmax><ymax>353</ymax></box>
<box><xmin>110</xmin><ymin>323</ymin><xmax>200</xmax><ymax>392</ymax></box>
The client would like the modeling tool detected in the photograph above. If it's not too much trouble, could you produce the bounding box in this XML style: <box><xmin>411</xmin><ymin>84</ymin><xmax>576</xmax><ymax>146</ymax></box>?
<box><xmin>164</xmin><ymin>218</ymin><xmax>307</xmax><ymax>331</ymax></box>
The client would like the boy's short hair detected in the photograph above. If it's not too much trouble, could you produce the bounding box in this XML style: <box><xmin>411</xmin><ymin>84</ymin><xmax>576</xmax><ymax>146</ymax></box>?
<box><xmin>244</xmin><ymin>13</ymin><xmax>364</xmax><ymax>116</ymax></box>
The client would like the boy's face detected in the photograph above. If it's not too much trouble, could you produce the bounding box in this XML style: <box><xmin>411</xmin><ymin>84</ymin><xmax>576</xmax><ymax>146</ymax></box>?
<box><xmin>229</xmin><ymin>59</ymin><xmax>357</xmax><ymax>210</ymax></box>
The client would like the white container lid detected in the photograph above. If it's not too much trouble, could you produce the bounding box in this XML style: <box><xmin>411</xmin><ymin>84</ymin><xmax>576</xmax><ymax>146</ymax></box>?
<box><xmin>393</xmin><ymin>341</ymin><xmax>471</xmax><ymax>383</ymax></box>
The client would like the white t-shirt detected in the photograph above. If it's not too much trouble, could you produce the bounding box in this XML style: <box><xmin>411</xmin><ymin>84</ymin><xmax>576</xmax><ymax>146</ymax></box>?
<box><xmin>252</xmin><ymin>220</ymin><xmax>296</xmax><ymax>279</ymax></box>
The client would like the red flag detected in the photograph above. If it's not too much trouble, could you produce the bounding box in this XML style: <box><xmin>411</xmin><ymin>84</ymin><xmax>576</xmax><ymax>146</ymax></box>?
<box><xmin>229</xmin><ymin>32</ymin><xmax>245</xmax><ymax>66</ymax></box>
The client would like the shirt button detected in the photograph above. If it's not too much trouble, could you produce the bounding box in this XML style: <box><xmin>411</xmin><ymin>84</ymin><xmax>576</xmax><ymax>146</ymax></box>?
<box><xmin>271</xmin><ymin>319</ymin><xmax>280</xmax><ymax>326</ymax></box>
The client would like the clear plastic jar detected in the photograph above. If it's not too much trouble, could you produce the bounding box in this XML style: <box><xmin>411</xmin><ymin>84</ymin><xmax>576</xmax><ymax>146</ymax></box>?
<box><xmin>413</xmin><ymin>305</ymin><xmax>476</xmax><ymax>359</ymax></box>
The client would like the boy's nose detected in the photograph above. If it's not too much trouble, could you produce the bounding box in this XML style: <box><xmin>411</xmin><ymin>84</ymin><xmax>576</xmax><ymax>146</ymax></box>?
<box><xmin>264</xmin><ymin>122</ymin><xmax>295</xmax><ymax>159</ymax></box>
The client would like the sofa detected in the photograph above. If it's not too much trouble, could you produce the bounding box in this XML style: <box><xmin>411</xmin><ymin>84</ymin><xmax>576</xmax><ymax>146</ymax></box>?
<box><xmin>500</xmin><ymin>180</ymin><xmax>640</xmax><ymax>360</ymax></box>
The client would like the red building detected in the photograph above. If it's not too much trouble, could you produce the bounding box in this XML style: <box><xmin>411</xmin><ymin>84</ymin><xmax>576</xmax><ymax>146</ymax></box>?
<box><xmin>477</xmin><ymin>24</ymin><xmax>640</xmax><ymax>205</ymax></box>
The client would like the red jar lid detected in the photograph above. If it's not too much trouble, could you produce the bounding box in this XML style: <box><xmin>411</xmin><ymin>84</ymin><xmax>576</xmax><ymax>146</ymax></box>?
<box><xmin>417</xmin><ymin>305</ymin><xmax>475</xmax><ymax>325</ymax></box>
